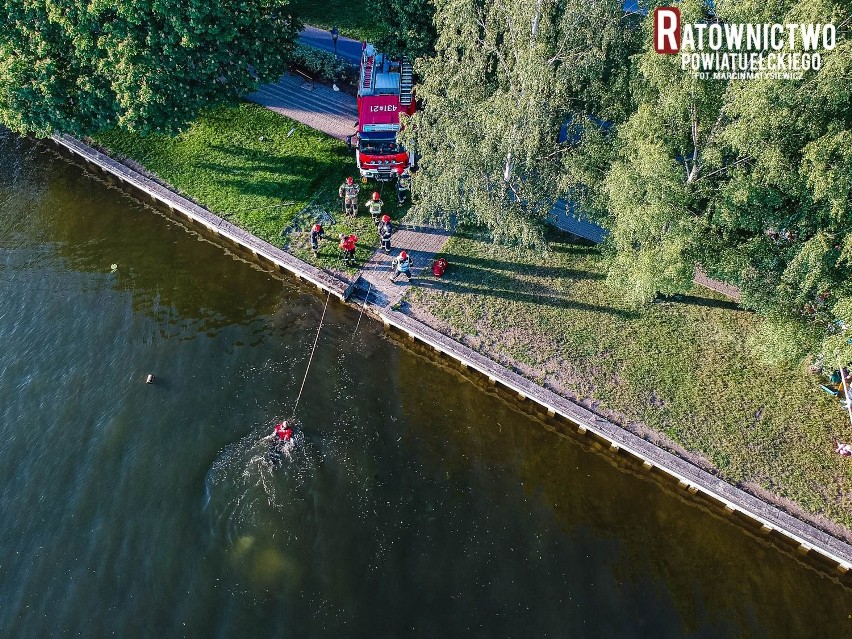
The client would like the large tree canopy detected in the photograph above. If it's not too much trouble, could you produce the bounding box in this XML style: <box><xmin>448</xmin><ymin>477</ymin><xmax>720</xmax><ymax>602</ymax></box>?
<box><xmin>401</xmin><ymin>0</ymin><xmax>636</xmax><ymax>246</ymax></box>
<box><xmin>0</xmin><ymin>0</ymin><xmax>299</xmax><ymax>136</ymax></box>
<box><xmin>370</xmin><ymin>0</ymin><xmax>437</xmax><ymax>61</ymax></box>
<box><xmin>596</xmin><ymin>0</ymin><xmax>852</xmax><ymax>363</ymax></box>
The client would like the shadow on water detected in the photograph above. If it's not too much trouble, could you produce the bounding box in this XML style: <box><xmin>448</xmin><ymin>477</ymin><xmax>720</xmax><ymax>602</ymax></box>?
<box><xmin>394</xmin><ymin>347</ymin><xmax>852</xmax><ymax>638</ymax></box>
<box><xmin>5</xmin><ymin>147</ymin><xmax>294</xmax><ymax>337</ymax></box>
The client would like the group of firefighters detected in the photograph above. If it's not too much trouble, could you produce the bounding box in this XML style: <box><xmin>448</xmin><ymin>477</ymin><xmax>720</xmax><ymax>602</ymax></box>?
<box><xmin>304</xmin><ymin>176</ymin><xmax>412</xmax><ymax>280</ymax></box>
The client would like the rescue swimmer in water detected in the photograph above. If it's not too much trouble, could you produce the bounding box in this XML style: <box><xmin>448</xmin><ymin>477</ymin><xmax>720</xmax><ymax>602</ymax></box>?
<box><xmin>275</xmin><ymin>420</ymin><xmax>294</xmax><ymax>442</ymax></box>
<box><xmin>265</xmin><ymin>420</ymin><xmax>296</xmax><ymax>467</ymax></box>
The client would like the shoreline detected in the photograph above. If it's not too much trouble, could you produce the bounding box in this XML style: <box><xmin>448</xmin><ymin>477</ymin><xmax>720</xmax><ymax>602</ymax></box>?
<box><xmin>50</xmin><ymin>131</ymin><xmax>852</xmax><ymax>581</ymax></box>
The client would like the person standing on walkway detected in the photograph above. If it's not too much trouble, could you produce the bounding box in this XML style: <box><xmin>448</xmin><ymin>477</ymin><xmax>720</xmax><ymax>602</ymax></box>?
<box><xmin>310</xmin><ymin>223</ymin><xmax>325</xmax><ymax>257</ymax></box>
<box><xmin>391</xmin><ymin>250</ymin><xmax>412</xmax><ymax>282</ymax></box>
<box><xmin>378</xmin><ymin>215</ymin><xmax>393</xmax><ymax>253</ymax></box>
<box><xmin>365</xmin><ymin>191</ymin><xmax>384</xmax><ymax>226</ymax></box>
<box><xmin>338</xmin><ymin>177</ymin><xmax>359</xmax><ymax>217</ymax></box>
<box><xmin>331</xmin><ymin>27</ymin><xmax>339</xmax><ymax>54</ymax></box>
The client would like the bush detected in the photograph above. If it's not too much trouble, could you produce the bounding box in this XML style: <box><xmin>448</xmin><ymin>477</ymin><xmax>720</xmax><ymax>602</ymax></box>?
<box><xmin>289</xmin><ymin>43</ymin><xmax>357</xmax><ymax>85</ymax></box>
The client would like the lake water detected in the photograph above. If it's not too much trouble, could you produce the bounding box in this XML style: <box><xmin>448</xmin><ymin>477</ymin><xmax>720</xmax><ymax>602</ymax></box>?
<box><xmin>2</xmin><ymin>129</ymin><xmax>852</xmax><ymax>637</ymax></box>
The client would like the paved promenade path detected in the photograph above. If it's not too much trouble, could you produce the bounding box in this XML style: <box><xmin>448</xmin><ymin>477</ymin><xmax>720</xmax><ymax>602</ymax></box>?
<box><xmin>247</xmin><ymin>72</ymin><xmax>357</xmax><ymax>141</ymax></box>
<box><xmin>355</xmin><ymin>224</ymin><xmax>453</xmax><ymax>308</ymax></box>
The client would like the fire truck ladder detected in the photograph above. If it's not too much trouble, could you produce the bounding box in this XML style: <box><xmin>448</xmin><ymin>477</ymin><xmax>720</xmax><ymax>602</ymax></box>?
<box><xmin>362</xmin><ymin>55</ymin><xmax>375</xmax><ymax>91</ymax></box>
<box><xmin>399</xmin><ymin>60</ymin><xmax>413</xmax><ymax>106</ymax></box>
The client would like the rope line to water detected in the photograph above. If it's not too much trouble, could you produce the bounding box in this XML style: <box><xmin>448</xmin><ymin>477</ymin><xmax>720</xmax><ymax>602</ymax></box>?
<box><xmin>353</xmin><ymin>282</ymin><xmax>372</xmax><ymax>337</ymax></box>
<box><xmin>291</xmin><ymin>290</ymin><xmax>331</xmax><ymax>419</ymax></box>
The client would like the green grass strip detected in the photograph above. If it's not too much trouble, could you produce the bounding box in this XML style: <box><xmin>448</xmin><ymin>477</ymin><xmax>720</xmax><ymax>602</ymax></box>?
<box><xmin>96</xmin><ymin>102</ymin><xmax>405</xmax><ymax>273</ymax></box>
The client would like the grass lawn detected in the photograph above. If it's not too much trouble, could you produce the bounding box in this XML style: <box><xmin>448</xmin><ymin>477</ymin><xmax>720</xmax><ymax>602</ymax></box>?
<box><xmin>290</xmin><ymin>0</ymin><xmax>381</xmax><ymax>43</ymax></box>
<box><xmin>96</xmin><ymin>102</ymin><xmax>406</xmax><ymax>274</ymax></box>
<box><xmin>408</xmin><ymin>228</ymin><xmax>852</xmax><ymax>530</ymax></box>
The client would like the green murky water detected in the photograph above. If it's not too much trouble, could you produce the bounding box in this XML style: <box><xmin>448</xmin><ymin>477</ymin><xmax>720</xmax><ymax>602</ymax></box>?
<box><xmin>2</xmin><ymin>129</ymin><xmax>851</xmax><ymax>637</ymax></box>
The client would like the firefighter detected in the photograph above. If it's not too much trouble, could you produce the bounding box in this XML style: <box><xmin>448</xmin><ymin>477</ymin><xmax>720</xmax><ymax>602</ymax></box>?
<box><xmin>391</xmin><ymin>250</ymin><xmax>412</xmax><ymax>282</ymax></box>
<box><xmin>339</xmin><ymin>233</ymin><xmax>358</xmax><ymax>264</ymax></box>
<box><xmin>310</xmin><ymin>223</ymin><xmax>325</xmax><ymax>256</ymax></box>
<box><xmin>378</xmin><ymin>214</ymin><xmax>393</xmax><ymax>253</ymax></box>
<box><xmin>365</xmin><ymin>191</ymin><xmax>384</xmax><ymax>225</ymax></box>
<box><xmin>338</xmin><ymin>177</ymin><xmax>360</xmax><ymax>216</ymax></box>
<box><xmin>397</xmin><ymin>172</ymin><xmax>411</xmax><ymax>206</ymax></box>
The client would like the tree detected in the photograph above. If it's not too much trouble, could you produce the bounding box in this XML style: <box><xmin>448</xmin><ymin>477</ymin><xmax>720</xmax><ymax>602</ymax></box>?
<box><xmin>0</xmin><ymin>0</ymin><xmax>299</xmax><ymax>137</ymax></box>
<box><xmin>600</xmin><ymin>0</ymin><xmax>729</xmax><ymax>299</ymax></box>
<box><xmin>596</xmin><ymin>0</ymin><xmax>852</xmax><ymax>364</ymax></box>
<box><xmin>370</xmin><ymin>0</ymin><xmax>437</xmax><ymax>60</ymax></box>
<box><xmin>401</xmin><ymin>0</ymin><xmax>634</xmax><ymax>246</ymax></box>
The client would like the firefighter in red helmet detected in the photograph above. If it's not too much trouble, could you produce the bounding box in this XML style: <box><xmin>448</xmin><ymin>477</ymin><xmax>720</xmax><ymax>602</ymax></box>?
<box><xmin>391</xmin><ymin>250</ymin><xmax>412</xmax><ymax>282</ymax></box>
<box><xmin>310</xmin><ymin>222</ymin><xmax>325</xmax><ymax>256</ymax></box>
<box><xmin>338</xmin><ymin>177</ymin><xmax>360</xmax><ymax>216</ymax></box>
<box><xmin>365</xmin><ymin>191</ymin><xmax>384</xmax><ymax>225</ymax></box>
<box><xmin>378</xmin><ymin>214</ymin><xmax>393</xmax><ymax>253</ymax></box>
<box><xmin>339</xmin><ymin>233</ymin><xmax>358</xmax><ymax>264</ymax></box>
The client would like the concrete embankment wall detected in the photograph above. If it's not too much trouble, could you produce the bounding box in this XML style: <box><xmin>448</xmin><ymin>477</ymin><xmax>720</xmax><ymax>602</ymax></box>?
<box><xmin>51</xmin><ymin>133</ymin><xmax>852</xmax><ymax>582</ymax></box>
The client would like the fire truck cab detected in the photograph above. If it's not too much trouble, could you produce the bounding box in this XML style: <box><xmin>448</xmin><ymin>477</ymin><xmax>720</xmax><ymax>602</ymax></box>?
<box><xmin>352</xmin><ymin>43</ymin><xmax>415</xmax><ymax>182</ymax></box>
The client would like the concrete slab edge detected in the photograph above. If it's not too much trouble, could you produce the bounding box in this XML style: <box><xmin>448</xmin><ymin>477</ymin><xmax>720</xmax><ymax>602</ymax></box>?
<box><xmin>50</xmin><ymin>133</ymin><xmax>852</xmax><ymax>575</ymax></box>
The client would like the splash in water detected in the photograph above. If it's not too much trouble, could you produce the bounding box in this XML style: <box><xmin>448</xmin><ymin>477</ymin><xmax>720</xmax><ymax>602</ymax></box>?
<box><xmin>203</xmin><ymin>423</ymin><xmax>317</xmax><ymax>548</ymax></box>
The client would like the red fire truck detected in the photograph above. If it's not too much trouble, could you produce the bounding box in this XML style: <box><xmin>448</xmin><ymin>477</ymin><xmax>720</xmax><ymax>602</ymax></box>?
<box><xmin>351</xmin><ymin>43</ymin><xmax>415</xmax><ymax>181</ymax></box>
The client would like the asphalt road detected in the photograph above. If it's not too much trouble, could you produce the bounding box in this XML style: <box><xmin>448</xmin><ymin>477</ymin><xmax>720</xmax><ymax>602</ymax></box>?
<box><xmin>298</xmin><ymin>25</ymin><xmax>362</xmax><ymax>64</ymax></box>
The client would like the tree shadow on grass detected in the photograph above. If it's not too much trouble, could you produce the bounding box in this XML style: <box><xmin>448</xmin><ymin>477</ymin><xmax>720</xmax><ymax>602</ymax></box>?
<box><xmin>657</xmin><ymin>293</ymin><xmax>742</xmax><ymax>311</ymax></box>
<box><xmin>439</xmin><ymin>252</ymin><xmax>606</xmax><ymax>281</ymax></box>
<box><xmin>415</xmin><ymin>260</ymin><xmax>636</xmax><ymax>318</ymax></box>
<box><xmin>211</xmin><ymin>177</ymin><xmax>311</xmax><ymax>205</ymax></box>
<box><xmin>197</xmin><ymin>155</ymin><xmax>338</xmax><ymax>180</ymax></box>
<box><xmin>210</xmin><ymin>141</ymin><xmax>348</xmax><ymax>161</ymax></box>
<box><xmin>190</xmin><ymin>145</ymin><xmax>346</xmax><ymax>204</ymax></box>
<box><xmin>447</xmin><ymin>226</ymin><xmax>604</xmax><ymax>266</ymax></box>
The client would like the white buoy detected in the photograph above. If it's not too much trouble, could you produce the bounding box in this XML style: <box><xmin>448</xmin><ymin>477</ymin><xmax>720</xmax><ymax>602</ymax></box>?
<box><xmin>146</xmin><ymin>374</ymin><xmax>155</xmax><ymax>384</ymax></box>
